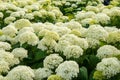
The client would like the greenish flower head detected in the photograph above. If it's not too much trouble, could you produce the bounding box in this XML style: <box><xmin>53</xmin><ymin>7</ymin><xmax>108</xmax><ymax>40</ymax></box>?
<box><xmin>47</xmin><ymin>75</ymin><xmax>63</xmax><ymax>80</ymax></box>
<box><xmin>93</xmin><ymin>71</ymin><xmax>105</xmax><ymax>80</ymax></box>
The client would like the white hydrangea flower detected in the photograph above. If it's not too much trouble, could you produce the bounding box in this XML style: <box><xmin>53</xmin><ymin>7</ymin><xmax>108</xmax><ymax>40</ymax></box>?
<box><xmin>44</xmin><ymin>31</ymin><xmax>60</xmax><ymax>41</ymax></box>
<box><xmin>100</xmin><ymin>0</ymin><xmax>104</xmax><ymax>2</ymax></box>
<box><xmin>18</xmin><ymin>27</ymin><xmax>34</xmax><ymax>34</ymax></box>
<box><xmin>51</xmin><ymin>9</ymin><xmax>63</xmax><ymax>17</ymax></box>
<box><xmin>52</xmin><ymin>27</ymin><xmax>71</xmax><ymax>37</ymax></box>
<box><xmin>86</xmin><ymin>38</ymin><xmax>100</xmax><ymax>48</ymax></box>
<box><xmin>60</xmin><ymin>16</ymin><xmax>69</xmax><ymax>21</ymax></box>
<box><xmin>0</xmin><ymin>12</ymin><xmax>3</xmax><ymax>18</ymax></box>
<box><xmin>107</xmin><ymin>30</ymin><xmax>120</xmax><ymax>43</ymax></box>
<box><xmin>0</xmin><ymin>75</ymin><xmax>4</xmax><ymax>80</ymax></box>
<box><xmin>111</xmin><ymin>7</ymin><xmax>119</xmax><ymax>10</ymax></box>
<box><xmin>0</xmin><ymin>42</ymin><xmax>11</xmax><ymax>50</ymax></box>
<box><xmin>0</xmin><ymin>60</ymin><xmax>9</xmax><ymax>74</ymax></box>
<box><xmin>93</xmin><ymin>13</ymin><xmax>110</xmax><ymax>25</ymax></box>
<box><xmin>75</xmin><ymin>11</ymin><xmax>86</xmax><ymax>20</ymax></box>
<box><xmin>6</xmin><ymin>3</ymin><xmax>17</xmax><ymax>11</ymax></box>
<box><xmin>10</xmin><ymin>12</ymin><xmax>21</xmax><ymax>18</ymax></box>
<box><xmin>102</xmin><ymin>8</ymin><xmax>111</xmax><ymax>15</ymax></box>
<box><xmin>75</xmin><ymin>11</ymin><xmax>96</xmax><ymax>21</ymax></box>
<box><xmin>84</xmin><ymin>25</ymin><xmax>108</xmax><ymax>41</ymax></box>
<box><xmin>63</xmin><ymin>45</ymin><xmax>83</xmax><ymax>59</ymax></box>
<box><xmin>44</xmin><ymin>23</ymin><xmax>56</xmax><ymax>30</ymax></box>
<box><xmin>0</xmin><ymin>35</ymin><xmax>18</xmax><ymax>45</ymax></box>
<box><xmin>60</xmin><ymin>34</ymin><xmax>79</xmax><ymax>45</ymax></box>
<box><xmin>109</xmin><ymin>7</ymin><xmax>120</xmax><ymax>17</ymax></box>
<box><xmin>24</xmin><ymin>5</ymin><xmax>35</xmax><ymax>12</ymax></box>
<box><xmin>0</xmin><ymin>35</ymin><xmax>7</xmax><ymax>42</ymax></box>
<box><xmin>71</xmin><ymin>3</ymin><xmax>77</xmax><ymax>8</ymax></box>
<box><xmin>26</xmin><ymin>4</ymin><xmax>39</xmax><ymax>11</ymax></box>
<box><xmin>34</xmin><ymin>68</ymin><xmax>52</xmax><ymax>80</ymax></box>
<box><xmin>32</xmin><ymin>11</ymin><xmax>42</xmax><ymax>17</ymax></box>
<box><xmin>70</xmin><ymin>29</ymin><xmax>81</xmax><ymax>37</ymax></box>
<box><xmin>17</xmin><ymin>8</ymin><xmax>28</xmax><ymax>13</ymax></box>
<box><xmin>37</xmin><ymin>38</ymin><xmax>57</xmax><ymax>51</ymax></box>
<box><xmin>17</xmin><ymin>31</ymin><xmax>39</xmax><ymax>46</ymax></box>
<box><xmin>60</xmin><ymin>34</ymin><xmax>88</xmax><ymax>49</ymax></box>
<box><xmin>30</xmin><ymin>4</ymin><xmax>39</xmax><ymax>10</ymax></box>
<box><xmin>55</xmin><ymin>40</ymin><xmax>71</xmax><ymax>52</ymax></box>
<box><xmin>65</xmin><ymin>2</ymin><xmax>71</xmax><ymax>6</ymax></box>
<box><xmin>75</xmin><ymin>38</ymin><xmax>89</xmax><ymax>49</ymax></box>
<box><xmin>0</xmin><ymin>75</ymin><xmax>7</xmax><ymax>80</ymax></box>
<box><xmin>64</xmin><ymin>20</ymin><xmax>82</xmax><ymax>30</ymax></box>
<box><xmin>47</xmin><ymin>12</ymin><xmax>56</xmax><ymax>19</ymax></box>
<box><xmin>44</xmin><ymin>54</ymin><xmax>63</xmax><ymax>69</ymax></box>
<box><xmin>12</xmin><ymin>48</ymin><xmax>28</xmax><ymax>60</ymax></box>
<box><xmin>16</xmin><ymin>1</ymin><xmax>28</xmax><ymax>7</ymax></box>
<box><xmin>40</xmin><ymin>9</ymin><xmax>47</xmax><ymax>16</ymax></box>
<box><xmin>4</xmin><ymin>17</ymin><xmax>16</xmax><ymax>24</ymax></box>
<box><xmin>79</xmin><ymin>27</ymin><xmax>88</xmax><ymax>37</ymax></box>
<box><xmin>96</xmin><ymin>45</ymin><xmax>120</xmax><ymax>59</ymax></box>
<box><xmin>24</xmin><ymin>13</ymin><xmax>34</xmax><ymax>20</ymax></box>
<box><xmin>104</xmin><ymin>27</ymin><xmax>118</xmax><ymax>33</ymax></box>
<box><xmin>17</xmin><ymin>11</ymin><xmax>25</xmax><ymax>17</ymax></box>
<box><xmin>0</xmin><ymin>50</ymin><xmax>19</xmax><ymax>67</ymax></box>
<box><xmin>96</xmin><ymin>4</ymin><xmax>106</xmax><ymax>11</ymax></box>
<box><xmin>14</xmin><ymin>19</ymin><xmax>31</xmax><ymax>30</ymax></box>
<box><xmin>38</xmin><ymin>29</ymin><xmax>50</xmax><ymax>38</ymax></box>
<box><xmin>31</xmin><ymin>23</ymin><xmax>45</xmax><ymax>33</ymax></box>
<box><xmin>55</xmin><ymin>22</ymin><xmax>65</xmax><ymax>27</ymax></box>
<box><xmin>0</xmin><ymin>4</ymin><xmax>6</xmax><ymax>11</ymax></box>
<box><xmin>6</xmin><ymin>66</ymin><xmax>35</xmax><ymax>80</ymax></box>
<box><xmin>96</xmin><ymin>57</ymin><xmax>120</xmax><ymax>79</ymax></box>
<box><xmin>6</xmin><ymin>10</ymin><xmax>13</xmax><ymax>14</ymax></box>
<box><xmin>85</xmin><ymin>11</ymin><xmax>96</xmax><ymax>18</ymax></box>
<box><xmin>86</xmin><ymin>6</ymin><xmax>99</xmax><ymax>13</ymax></box>
<box><xmin>2</xmin><ymin>25</ymin><xmax>18</xmax><ymax>37</ymax></box>
<box><xmin>81</xmin><ymin>18</ymin><xmax>97</xmax><ymax>26</ymax></box>
<box><xmin>8</xmin><ymin>37</ymin><xmax>18</xmax><ymax>45</ymax></box>
<box><xmin>56</xmin><ymin>61</ymin><xmax>79</xmax><ymax>80</ymax></box>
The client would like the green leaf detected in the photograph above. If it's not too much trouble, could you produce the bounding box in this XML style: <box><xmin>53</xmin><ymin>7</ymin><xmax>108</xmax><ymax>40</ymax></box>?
<box><xmin>110</xmin><ymin>73</ymin><xmax>120</xmax><ymax>80</ymax></box>
<box><xmin>34</xmin><ymin>50</ymin><xmax>47</xmax><ymax>61</ymax></box>
<box><xmin>22</xmin><ymin>43</ymin><xmax>28</xmax><ymax>48</ymax></box>
<box><xmin>79</xmin><ymin>66</ymin><xmax>88</xmax><ymax>80</ymax></box>
<box><xmin>99</xmin><ymin>41</ymin><xmax>107</xmax><ymax>47</ymax></box>
<box><xmin>89</xmin><ymin>70</ymin><xmax>95</xmax><ymax>80</ymax></box>
<box><xmin>31</xmin><ymin>62</ymin><xmax>43</xmax><ymax>69</ymax></box>
<box><xmin>11</xmin><ymin>43</ymin><xmax>20</xmax><ymax>49</ymax></box>
<box><xmin>88</xmin><ymin>55</ymin><xmax>100</xmax><ymax>69</ymax></box>
<box><xmin>114</xmin><ymin>54</ymin><xmax>120</xmax><ymax>61</ymax></box>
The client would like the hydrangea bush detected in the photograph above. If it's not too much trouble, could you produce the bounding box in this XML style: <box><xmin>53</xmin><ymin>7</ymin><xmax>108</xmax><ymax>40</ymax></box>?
<box><xmin>0</xmin><ymin>0</ymin><xmax>120</xmax><ymax>80</ymax></box>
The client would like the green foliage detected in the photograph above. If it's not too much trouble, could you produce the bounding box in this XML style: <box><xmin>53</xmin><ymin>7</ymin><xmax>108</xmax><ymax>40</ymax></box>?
<box><xmin>110</xmin><ymin>73</ymin><xmax>120</xmax><ymax>80</ymax></box>
<box><xmin>110</xmin><ymin>15</ymin><xmax>120</xmax><ymax>28</ymax></box>
<box><xmin>79</xmin><ymin>66</ymin><xmax>88</xmax><ymax>80</ymax></box>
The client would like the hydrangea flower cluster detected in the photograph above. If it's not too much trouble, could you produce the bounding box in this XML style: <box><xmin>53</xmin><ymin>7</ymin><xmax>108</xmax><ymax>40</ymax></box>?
<box><xmin>0</xmin><ymin>0</ymin><xmax>68</xmax><ymax>29</ymax></box>
<box><xmin>96</xmin><ymin>45</ymin><xmax>120</xmax><ymax>59</ymax></box>
<box><xmin>56</xmin><ymin>61</ymin><xmax>79</xmax><ymax>80</ymax></box>
<box><xmin>43</xmin><ymin>54</ymin><xmax>63</xmax><ymax>69</ymax></box>
<box><xmin>0</xmin><ymin>0</ymin><xmax>120</xmax><ymax>80</ymax></box>
<box><xmin>95</xmin><ymin>57</ymin><xmax>120</xmax><ymax>79</ymax></box>
<box><xmin>6</xmin><ymin>66</ymin><xmax>35</xmax><ymax>80</ymax></box>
